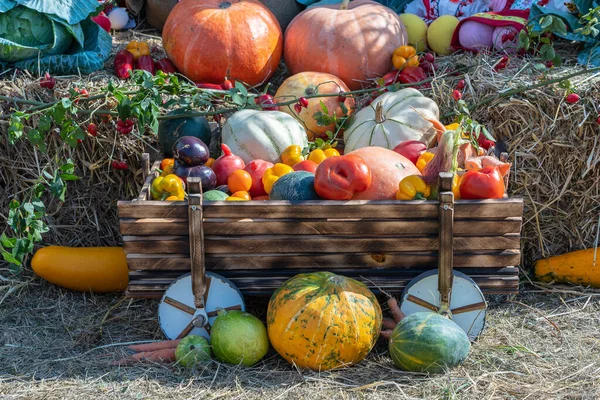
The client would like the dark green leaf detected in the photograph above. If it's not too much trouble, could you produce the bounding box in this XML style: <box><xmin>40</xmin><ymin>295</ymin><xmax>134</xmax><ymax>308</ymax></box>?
<box><xmin>0</xmin><ymin>233</ymin><xmax>16</xmax><ymax>248</ymax></box>
<box><xmin>1</xmin><ymin>250</ymin><xmax>21</xmax><ymax>267</ymax></box>
<box><xmin>235</xmin><ymin>81</ymin><xmax>248</xmax><ymax>97</ymax></box>
<box><xmin>540</xmin><ymin>16</ymin><xmax>553</xmax><ymax>29</ymax></box>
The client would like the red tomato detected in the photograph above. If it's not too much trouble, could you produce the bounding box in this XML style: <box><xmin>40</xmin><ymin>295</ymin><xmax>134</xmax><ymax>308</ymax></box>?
<box><xmin>292</xmin><ymin>160</ymin><xmax>318</xmax><ymax>173</ymax></box>
<box><xmin>243</xmin><ymin>159</ymin><xmax>273</xmax><ymax>197</ymax></box>
<box><xmin>314</xmin><ymin>155</ymin><xmax>372</xmax><ymax>200</ymax></box>
<box><xmin>392</xmin><ymin>140</ymin><xmax>427</xmax><ymax>165</ymax></box>
<box><xmin>459</xmin><ymin>166</ymin><xmax>505</xmax><ymax>199</ymax></box>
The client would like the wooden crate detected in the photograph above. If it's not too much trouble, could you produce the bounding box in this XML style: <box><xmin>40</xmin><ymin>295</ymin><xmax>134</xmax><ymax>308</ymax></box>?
<box><xmin>118</xmin><ymin>155</ymin><xmax>523</xmax><ymax>298</ymax></box>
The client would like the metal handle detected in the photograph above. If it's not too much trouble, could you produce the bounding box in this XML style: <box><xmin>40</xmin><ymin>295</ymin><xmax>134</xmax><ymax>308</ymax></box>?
<box><xmin>438</xmin><ymin>172</ymin><xmax>455</xmax><ymax>315</ymax></box>
<box><xmin>187</xmin><ymin>177</ymin><xmax>206</xmax><ymax>309</ymax></box>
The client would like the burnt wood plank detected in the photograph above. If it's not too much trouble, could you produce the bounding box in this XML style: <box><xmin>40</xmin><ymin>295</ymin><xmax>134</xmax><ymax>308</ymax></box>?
<box><xmin>119</xmin><ymin>217</ymin><xmax>522</xmax><ymax>237</ymax></box>
<box><xmin>125</xmin><ymin>250</ymin><xmax>521</xmax><ymax>270</ymax></box>
<box><xmin>118</xmin><ymin>198</ymin><xmax>523</xmax><ymax>220</ymax></box>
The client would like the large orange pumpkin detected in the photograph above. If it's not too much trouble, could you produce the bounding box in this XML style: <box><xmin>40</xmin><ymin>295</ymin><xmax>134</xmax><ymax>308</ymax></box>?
<box><xmin>274</xmin><ymin>72</ymin><xmax>355</xmax><ymax>140</ymax></box>
<box><xmin>348</xmin><ymin>147</ymin><xmax>421</xmax><ymax>200</ymax></box>
<box><xmin>267</xmin><ymin>272</ymin><xmax>382</xmax><ymax>371</ymax></box>
<box><xmin>162</xmin><ymin>0</ymin><xmax>283</xmax><ymax>86</ymax></box>
<box><xmin>284</xmin><ymin>0</ymin><xmax>407</xmax><ymax>90</ymax></box>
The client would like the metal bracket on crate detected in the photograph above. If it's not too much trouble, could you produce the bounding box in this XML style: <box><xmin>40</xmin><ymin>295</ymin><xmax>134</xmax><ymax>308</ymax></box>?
<box><xmin>437</xmin><ymin>172</ymin><xmax>455</xmax><ymax>316</ymax></box>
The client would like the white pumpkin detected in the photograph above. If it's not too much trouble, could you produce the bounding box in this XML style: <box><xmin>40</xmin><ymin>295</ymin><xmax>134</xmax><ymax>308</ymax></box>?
<box><xmin>222</xmin><ymin>110</ymin><xmax>309</xmax><ymax>164</ymax></box>
<box><xmin>343</xmin><ymin>88</ymin><xmax>441</xmax><ymax>153</ymax></box>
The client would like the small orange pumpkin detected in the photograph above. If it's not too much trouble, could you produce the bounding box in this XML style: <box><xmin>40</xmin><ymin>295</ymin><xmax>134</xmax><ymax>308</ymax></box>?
<box><xmin>275</xmin><ymin>72</ymin><xmax>355</xmax><ymax>140</ymax></box>
<box><xmin>162</xmin><ymin>0</ymin><xmax>283</xmax><ymax>86</ymax></box>
<box><xmin>284</xmin><ymin>0</ymin><xmax>407</xmax><ymax>90</ymax></box>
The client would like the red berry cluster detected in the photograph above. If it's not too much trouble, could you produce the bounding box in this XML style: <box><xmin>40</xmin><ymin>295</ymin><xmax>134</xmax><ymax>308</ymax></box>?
<box><xmin>111</xmin><ymin>160</ymin><xmax>128</xmax><ymax>170</ymax></box>
<box><xmin>116</xmin><ymin>118</ymin><xmax>135</xmax><ymax>135</ymax></box>
<box><xmin>419</xmin><ymin>53</ymin><xmax>437</xmax><ymax>74</ymax></box>
<box><xmin>493</xmin><ymin>56</ymin><xmax>509</xmax><ymax>72</ymax></box>
<box><xmin>294</xmin><ymin>97</ymin><xmax>309</xmax><ymax>114</ymax></box>
<box><xmin>501</xmin><ymin>31</ymin><xmax>517</xmax><ymax>43</ymax></box>
<box><xmin>254</xmin><ymin>94</ymin><xmax>278</xmax><ymax>111</ymax></box>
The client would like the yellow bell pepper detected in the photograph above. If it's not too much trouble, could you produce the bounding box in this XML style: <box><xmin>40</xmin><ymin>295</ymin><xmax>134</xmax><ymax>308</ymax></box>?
<box><xmin>150</xmin><ymin>174</ymin><xmax>185</xmax><ymax>201</ymax></box>
<box><xmin>392</xmin><ymin>45</ymin><xmax>419</xmax><ymax>70</ymax></box>
<box><xmin>125</xmin><ymin>41</ymin><xmax>150</xmax><ymax>61</ymax></box>
<box><xmin>445</xmin><ymin>123</ymin><xmax>459</xmax><ymax>131</ymax></box>
<box><xmin>427</xmin><ymin>173</ymin><xmax>461</xmax><ymax>200</ymax></box>
<box><xmin>262</xmin><ymin>163</ymin><xmax>293</xmax><ymax>194</ymax></box>
<box><xmin>307</xmin><ymin>148</ymin><xmax>340</xmax><ymax>165</ymax></box>
<box><xmin>396</xmin><ymin>175</ymin><xmax>431</xmax><ymax>200</ymax></box>
<box><xmin>281</xmin><ymin>145</ymin><xmax>305</xmax><ymax>167</ymax></box>
<box><xmin>226</xmin><ymin>191</ymin><xmax>252</xmax><ymax>201</ymax></box>
<box><xmin>415</xmin><ymin>152</ymin><xmax>435</xmax><ymax>173</ymax></box>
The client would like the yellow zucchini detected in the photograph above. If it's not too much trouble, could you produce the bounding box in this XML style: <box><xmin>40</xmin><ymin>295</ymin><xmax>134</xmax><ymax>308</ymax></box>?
<box><xmin>31</xmin><ymin>246</ymin><xmax>129</xmax><ymax>293</ymax></box>
<box><xmin>534</xmin><ymin>248</ymin><xmax>600</xmax><ymax>288</ymax></box>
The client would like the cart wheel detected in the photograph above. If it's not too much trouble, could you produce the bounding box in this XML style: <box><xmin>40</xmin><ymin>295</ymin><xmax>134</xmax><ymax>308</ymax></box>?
<box><xmin>158</xmin><ymin>271</ymin><xmax>245</xmax><ymax>340</ymax></box>
<box><xmin>400</xmin><ymin>270</ymin><xmax>487</xmax><ymax>340</ymax></box>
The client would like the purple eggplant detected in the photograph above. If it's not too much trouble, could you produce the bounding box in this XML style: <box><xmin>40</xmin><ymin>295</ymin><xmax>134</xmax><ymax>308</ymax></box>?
<box><xmin>173</xmin><ymin>136</ymin><xmax>210</xmax><ymax>166</ymax></box>
<box><xmin>174</xmin><ymin>164</ymin><xmax>217</xmax><ymax>192</ymax></box>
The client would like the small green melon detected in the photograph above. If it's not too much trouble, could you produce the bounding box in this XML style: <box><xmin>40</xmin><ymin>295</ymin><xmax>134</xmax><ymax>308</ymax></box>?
<box><xmin>203</xmin><ymin>190</ymin><xmax>229</xmax><ymax>201</ymax></box>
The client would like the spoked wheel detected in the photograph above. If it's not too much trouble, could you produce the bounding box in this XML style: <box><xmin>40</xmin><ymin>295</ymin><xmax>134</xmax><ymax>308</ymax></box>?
<box><xmin>400</xmin><ymin>270</ymin><xmax>487</xmax><ymax>340</ymax></box>
<box><xmin>158</xmin><ymin>271</ymin><xmax>245</xmax><ymax>340</ymax></box>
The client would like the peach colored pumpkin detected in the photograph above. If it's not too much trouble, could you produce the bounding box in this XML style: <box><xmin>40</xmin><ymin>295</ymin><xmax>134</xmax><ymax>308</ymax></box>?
<box><xmin>274</xmin><ymin>72</ymin><xmax>355</xmax><ymax>140</ymax></box>
<box><xmin>284</xmin><ymin>0</ymin><xmax>407</xmax><ymax>90</ymax></box>
<box><xmin>162</xmin><ymin>0</ymin><xmax>283</xmax><ymax>86</ymax></box>
<box><xmin>348</xmin><ymin>147</ymin><xmax>421</xmax><ymax>200</ymax></box>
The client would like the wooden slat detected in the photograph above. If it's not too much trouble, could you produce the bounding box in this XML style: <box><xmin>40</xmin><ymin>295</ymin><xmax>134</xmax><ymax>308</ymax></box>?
<box><xmin>122</xmin><ymin>234</ymin><xmax>520</xmax><ymax>255</ymax></box>
<box><xmin>119</xmin><ymin>217</ymin><xmax>522</xmax><ymax>237</ymax></box>
<box><xmin>117</xmin><ymin>198</ymin><xmax>523</xmax><ymax>220</ymax></box>
<box><xmin>125</xmin><ymin>250</ymin><xmax>521</xmax><ymax>270</ymax></box>
<box><xmin>125</xmin><ymin>274</ymin><xmax>519</xmax><ymax>297</ymax></box>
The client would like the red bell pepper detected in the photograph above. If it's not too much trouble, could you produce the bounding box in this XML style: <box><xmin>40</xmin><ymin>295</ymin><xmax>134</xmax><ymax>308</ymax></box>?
<box><xmin>314</xmin><ymin>155</ymin><xmax>372</xmax><ymax>200</ymax></box>
<box><xmin>195</xmin><ymin>82</ymin><xmax>225</xmax><ymax>90</ymax></box>
<box><xmin>135</xmin><ymin>55</ymin><xmax>156</xmax><ymax>75</ymax></box>
<box><xmin>114</xmin><ymin>49</ymin><xmax>134</xmax><ymax>79</ymax></box>
<box><xmin>155</xmin><ymin>58</ymin><xmax>178</xmax><ymax>74</ymax></box>
<box><xmin>381</xmin><ymin>70</ymin><xmax>401</xmax><ymax>86</ymax></box>
<box><xmin>399</xmin><ymin>66</ymin><xmax>427</xmax><ymax>86</ymax></box>
<box><xmin>459</xmin><ymin>166</ymin><xmax>505</xmax><ymax>199</ymax></box>
<box><xmin>392</xmin><ymin>140</ymin><xmax>427</xmax><ymax>165</ymax></box>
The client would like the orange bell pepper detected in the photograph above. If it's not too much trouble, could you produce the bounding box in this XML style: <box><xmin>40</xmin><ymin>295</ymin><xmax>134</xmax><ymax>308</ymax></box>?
<box><xmin>125</xmin><ymin>41</ymin><xmax>150</xmax><ymax>61</ymax></box>
<box><xmin>392</xmin><ymin>46</ymin><xmax>419</xmax><ymax>70</ymax></box>
<box><xmin>226</xmin><ymin>191</ymin><xmax>252</xmax><ymax>201</ymax></box>
<box><xmin>160</xmin><ymin>158</ymin><xmax>175</xmax><ymax>176</ymax></box>
<box><xmin>415</xmin><ymin>152</ymin><xmax>435</xmax><ymax>173</ymax></box>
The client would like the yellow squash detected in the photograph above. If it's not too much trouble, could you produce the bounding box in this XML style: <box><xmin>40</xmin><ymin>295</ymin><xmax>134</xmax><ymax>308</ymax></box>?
<box><xmin>31</xmin><ymin>246</ymin><xmax>129</xmax><ymax>292</ymax></box>
<box><xmin>534</xmin><ymin>248</ymin><xmax>600</xmax><ymax>288</ymax></box>
<box><xmin>267</xmin><ymin>272</ymin><xmax>382</xmax><ymax>371</ymax></box>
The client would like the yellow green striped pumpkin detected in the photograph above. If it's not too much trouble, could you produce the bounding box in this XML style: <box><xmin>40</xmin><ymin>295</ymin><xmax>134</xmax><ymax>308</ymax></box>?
<box><xmin>389</xmin><ymin>312</ymin><xmax>470</xmax><ymax>373</ymax></box>
<box><xmin>267</xmin><ymin>272</ymin><xmax>382</xmax><ymax>371</ymax></box>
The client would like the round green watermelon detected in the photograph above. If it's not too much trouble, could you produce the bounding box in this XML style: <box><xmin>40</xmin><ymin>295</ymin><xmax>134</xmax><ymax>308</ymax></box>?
<box><xmin>158</xmin><ymin>108</ymin><xmax>212</xmax><ymax>157</ymax></box>
<box><xmin>203</xmin><ymin>190</ymin><xmax>229</xmax><ymax>201</ymax></box>
<box><xmin>210</xmin><ymin>310</ymin><xmax>269</xmax><ymax>367</ymax></box>
<box><xmin>389</xmin><ymin>312</ymin><xmax>470</xmax><ymax>373</ymax></box>
<box><xmin>269</xmin><ymin>171</ymin><xmax>320</xmax><ymax>201</ymax></box>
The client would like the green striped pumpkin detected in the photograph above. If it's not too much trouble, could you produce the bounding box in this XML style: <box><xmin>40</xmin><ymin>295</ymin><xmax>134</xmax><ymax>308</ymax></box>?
<box><xmin>221</xmin><ymin>110</ymin><xmax>308</xmax><ymax>164</ymax></box>
<box><xmin>389</xmin><ymin>312</ymin><xmax>470</xmax><ymax>373</ymax></box>
<box><xmin>343</xmin><ymin>88</ymin><xmax>440</xmax><ymax>153</ymax></box>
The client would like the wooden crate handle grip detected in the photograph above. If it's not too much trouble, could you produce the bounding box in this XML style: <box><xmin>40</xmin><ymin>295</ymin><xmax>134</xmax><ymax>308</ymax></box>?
<box><xmin>438</xmin><ymin>172</ymin><xmax>455</xmax><ymax>314</ymax></box>
<box><xmin>187</xmin><ymin>177</ymin><xmax>206</xmax><ymax>309</ymax></box>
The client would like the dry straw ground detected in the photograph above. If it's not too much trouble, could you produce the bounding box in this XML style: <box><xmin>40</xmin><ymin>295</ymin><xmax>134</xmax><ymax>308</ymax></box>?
<box><xmin>1</xmin><ymin>29</ymin><xmax>600</xmax><ymax>400</ymax></box>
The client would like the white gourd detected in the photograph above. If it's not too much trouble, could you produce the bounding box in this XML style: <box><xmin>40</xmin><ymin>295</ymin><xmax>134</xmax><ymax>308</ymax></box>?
<box><xmin>343</xmin><ymin>88</ymin><xmax>440</xmax><ymax>153</ymax></box>
<box><xmin>222</xmin><ymin>110</ymin><xmax>309</xmax><ymax>164</ymax></box>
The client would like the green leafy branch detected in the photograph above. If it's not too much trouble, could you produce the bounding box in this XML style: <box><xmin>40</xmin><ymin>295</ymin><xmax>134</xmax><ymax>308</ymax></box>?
<box><xmin>518</xmin><ymin>15</ymin><xmax>567</xmax><ymax>65</ymax></box>
<box><xmin>574</xmin><ymin>6</ymin><xmax>600</xmax><ymax>37</ymax></box>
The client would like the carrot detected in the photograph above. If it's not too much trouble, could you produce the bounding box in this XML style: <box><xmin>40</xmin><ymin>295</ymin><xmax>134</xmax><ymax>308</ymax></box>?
<box><xmin>111</xmin><ymin>348</ymin><xmax>177</xmax><ymax>366</ymax></box>
<box><xmin>383</xmin><ymin>318</ymin><xmax>397</xmax><ymax>330</ymax></box>
<box><xmin>387</xmin><ymin>297</ymin><xmax>405</xmax><ymax>323</ymax></box>
<box><xmin>128</xmin><ymin>339</ymin><xmax>180</xmax><ymax>352</ymax></box>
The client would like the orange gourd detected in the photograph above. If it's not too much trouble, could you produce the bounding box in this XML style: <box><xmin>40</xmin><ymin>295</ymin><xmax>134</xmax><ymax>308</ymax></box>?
<box><xmin>31</xmin><ymin>246</ymin><xmax>129</xmax><ymax>292</ymax></box>
<box><xmin>267</xmin><ymin>272</ymin><xmax>382</xmax><ymax>371</ymax></box>
<box><xmin>535</xmin><ymin>249</ymin><xmax>600</xmax><ymax>288</ymax></box>
<box><xmin>162</xmin><ymin>0</ymin><xmax>283</xmax><ymax>86</ymax></box>
<box><xmin>274</xmin><ymin>72</ymin><xmax>355</xmax><ymax>140</ymax></box>
<box><xmin>284</xmin><ymin>0</ymin><xmax>407</xmax><ymax>90</ymax></box>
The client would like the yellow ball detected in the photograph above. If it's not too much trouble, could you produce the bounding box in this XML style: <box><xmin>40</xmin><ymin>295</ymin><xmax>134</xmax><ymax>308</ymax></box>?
<box><xmin>427</xmin><ymin>15</ymin><xmax>460</xmax><ymax>55</ymax></box>
<box><xmin>399</xmin><ymin>14</ymin><xmax>428</xmax><ymax>52</ymax></box>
